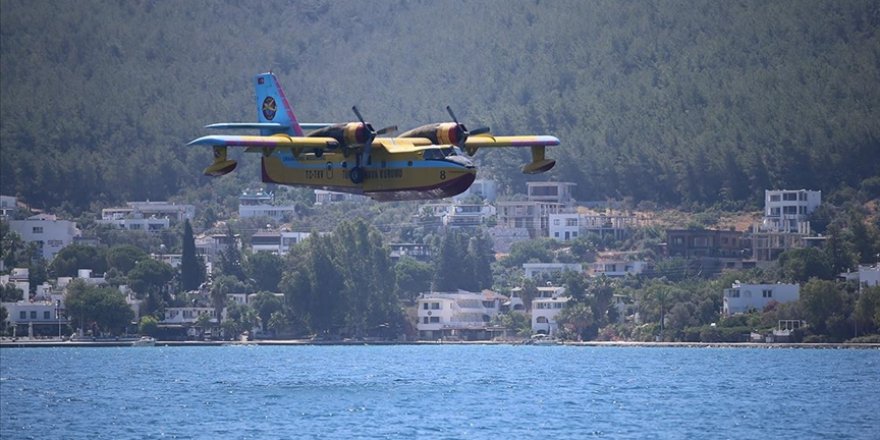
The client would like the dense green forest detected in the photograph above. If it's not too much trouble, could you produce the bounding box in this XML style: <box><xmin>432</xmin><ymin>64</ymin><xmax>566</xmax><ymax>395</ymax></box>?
<box><xmin>1</xmin><ymin>0</ymin><xmax>878</xmax><ymax>213</ymax></box>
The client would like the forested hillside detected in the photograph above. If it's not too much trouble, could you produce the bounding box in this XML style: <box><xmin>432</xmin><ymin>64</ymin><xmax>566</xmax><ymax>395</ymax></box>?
<box><xmin>2</xmin><ymin>0</ymin><xmax>878</xmax><ymax>213</ymax></box>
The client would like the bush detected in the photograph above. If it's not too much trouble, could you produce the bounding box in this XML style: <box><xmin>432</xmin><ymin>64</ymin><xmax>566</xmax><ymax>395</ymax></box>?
<box><xmin>846</xmin><ymin>334</ymin><xmax>880</xmax><ymax>344</ymax></box>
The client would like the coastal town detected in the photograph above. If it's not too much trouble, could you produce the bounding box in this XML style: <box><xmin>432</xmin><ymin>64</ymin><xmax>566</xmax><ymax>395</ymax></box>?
<box><xmin>2</xmin><ymin>180</ymin><xmax>878</xmax><ymax>346</ymax></box>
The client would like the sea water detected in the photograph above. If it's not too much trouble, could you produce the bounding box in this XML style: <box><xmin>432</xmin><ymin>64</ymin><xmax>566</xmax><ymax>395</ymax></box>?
<box><xmin>1</xmin><ymin>345</ymin><xmax>878</xmax><ymax>439</ymax></box>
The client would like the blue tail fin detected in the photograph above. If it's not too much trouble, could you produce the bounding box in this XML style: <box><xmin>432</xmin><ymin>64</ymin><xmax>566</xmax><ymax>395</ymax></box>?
<box><xmin>255</xmin><ymin>73</ymin><xmax>304</xmax><ymax>136</ymax></box>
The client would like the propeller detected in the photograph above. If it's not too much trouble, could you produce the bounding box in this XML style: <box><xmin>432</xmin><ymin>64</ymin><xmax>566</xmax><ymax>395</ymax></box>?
<box><xmin>446</xmin><ymin>106</ymin><xmax>490</xmax><ymax>148</ymax></box>
<box><xmin>352</xmin><ymin>106</ymin><xmax>396</xmax><ymax>165</ymax></box>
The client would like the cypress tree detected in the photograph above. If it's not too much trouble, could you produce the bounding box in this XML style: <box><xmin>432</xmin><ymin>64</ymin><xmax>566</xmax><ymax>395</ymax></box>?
<box><xmin>180</xmin><ymin>219</ymin><xmax>205</xmax><ymax>291</ymax></box>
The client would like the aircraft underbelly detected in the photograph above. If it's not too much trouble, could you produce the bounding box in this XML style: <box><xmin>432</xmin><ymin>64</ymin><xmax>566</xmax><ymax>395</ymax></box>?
<box><xmin>261</xmin><ymin>155</ymin><xmax>475</xmax><ymax>200</ymax></box>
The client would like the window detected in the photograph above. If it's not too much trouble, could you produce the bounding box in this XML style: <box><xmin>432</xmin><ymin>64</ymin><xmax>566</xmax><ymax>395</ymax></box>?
<box><xmin>44</xmin><ymin>311</ymin><xmax>51</xmax><ymax>320</ymax></box>
<box><xmin>553</xmin><ymin>219</ymin><xmax>560</xmax><ymax>226</ymax></box>
<box><xmin>536</xmin><ymin>316</ymin><xmax>549</xmax><ymax>323</ymax></box>
<box><xmin>20</xmin><ymin>311</ymin><xmax>26</xmax><ymax>319</ymax></box>
<box><xmin>32</xmin><ymin>226</ymin><xmax>44</xmax><ymax>234</ymax></box>
<box><xmin>431</xmin><ymin>303</ymin><xmax>441</xmax><ymax>310</ymax></box>
<box><xmin>566</xmin><ymin>218</ymin><xmax>578</xmax><ymax>227</ymax></box>
<box><xmin>423</xmin><ymin>303</ymin><xmax>429</xmax><ymax>310</ymax></box>
<box><xmin>770</xmin><ymin>207</ymin><xmax>780</xmax><ymax>216</ymax></box>
<box><xmin>30</xmin><ymin>311</ymin><xmax>37</xmax><ymax>319</ymax></box>
<box><xmin>423</xmin><ymin>317</ymin><xmax>429</xmax><ymax>324</ymax></box>
<box><xmin>783</xmin><ymin>206</ymin><xmax>798</xmax><ymax>215</ymax></box>
<box><xmin>770</xmin><ymin>194</ymin><xmax>781</xmax><ymax>202</ymax></box>
<box><xmin>783</xmin><ymin>192</ymin><xmax>797</xmax><ymax>201</ymax></box>
<box><xmin>763</xmin><ymin>289</ymin><xmax>772</xmax><ymax>298</ymax></box>
<box><xmin>429</xmin><ymin>316</ymin><xmax>440</xmax><ymax>323</ymax></box>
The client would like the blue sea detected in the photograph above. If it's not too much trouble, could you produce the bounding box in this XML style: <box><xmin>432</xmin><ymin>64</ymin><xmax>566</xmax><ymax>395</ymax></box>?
<box><xmin>1</xmin><ymin>345</ymin><xmax>878</xmax><ymax>439</ymax></box>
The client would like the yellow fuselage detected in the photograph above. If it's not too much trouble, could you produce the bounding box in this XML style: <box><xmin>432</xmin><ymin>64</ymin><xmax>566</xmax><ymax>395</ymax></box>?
<box><xmin>261</xmin><ymin>146</ymin><xmax>477</xmax><ymax>201</ymax></box>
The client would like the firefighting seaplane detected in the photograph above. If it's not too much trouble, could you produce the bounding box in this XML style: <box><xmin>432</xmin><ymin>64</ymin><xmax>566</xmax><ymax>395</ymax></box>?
<box><xmin>187</xmin><ymin>73</ymin><xmax>560</xmax><ymax>201</ymax></box>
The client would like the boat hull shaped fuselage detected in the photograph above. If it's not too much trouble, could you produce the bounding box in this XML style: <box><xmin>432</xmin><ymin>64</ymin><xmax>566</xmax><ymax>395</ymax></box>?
<box><xmin>261</xmin><ymin>149</ymin><xmax>476</xmax><ymax>201</ymax></box>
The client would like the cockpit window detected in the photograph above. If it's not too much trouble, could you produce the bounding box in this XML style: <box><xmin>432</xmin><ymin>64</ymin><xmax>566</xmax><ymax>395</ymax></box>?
<box><xmin>424</xmin><ymin>147</ymin><xmax>462</xmax><ymax>160</ymax></box>
<box><xmin>424</xmin><ymin>149</ymin><xmax>444</xmax><ymax>160</ymax></box>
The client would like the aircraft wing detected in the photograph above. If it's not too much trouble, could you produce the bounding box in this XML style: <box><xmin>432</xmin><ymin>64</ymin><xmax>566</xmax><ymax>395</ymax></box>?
<box><xmin>464</xmin><ymin>135</ymin><xmax>560</xmax><ymax>148</ymax></box>
<box><xmin>187</xmin><ymin>134</ymin><xmax>339</xmax><ymax>150</ymax></box>
<box><xmin>463</xmin><ymin>134</ymin><xmax>561</xmax><ymax>174</ymax></box>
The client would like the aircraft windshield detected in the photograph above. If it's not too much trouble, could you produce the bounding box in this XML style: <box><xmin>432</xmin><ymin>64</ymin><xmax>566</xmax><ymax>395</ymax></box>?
<box><xmin>424</xmin><ymin>147</ymin><xmax>462</xmax><ymax>160</ymax></box>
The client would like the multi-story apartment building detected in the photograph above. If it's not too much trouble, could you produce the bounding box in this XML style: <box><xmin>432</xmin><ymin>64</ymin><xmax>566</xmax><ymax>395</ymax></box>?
<box><xmin>496</xmin><ymin>200</ymin><xmax>567</xmax><ymax>238</ymax></box>
<box><xmin>531</xmin><ymin>286</ymin><xmax>568</xmax><ymax>335</ymax></box>
<box><xmin>762</xmin><ymin>189</ymin><xmax>821</xmax><ymax>233</ymax></box>
<box><xmin>8</xmin><ymin>214</ymin><xmax>81</xmax><ymax>261</ymax></box>
<box><xmin>416</xmin><ymin>290</ymin><xmax>508</xmax><ymax>340</ymax></box>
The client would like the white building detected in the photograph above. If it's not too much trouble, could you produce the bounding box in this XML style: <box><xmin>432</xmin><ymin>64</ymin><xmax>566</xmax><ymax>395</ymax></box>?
<box><xmin>0</xmin><ymin>268</ymin><xmax>30</xmax><ymax>297</ymax></box>
<box><xmin>102</xmin><ymin>201</ymin><xmax>195</xmax><ymax>223</ymax></box>
<box><xmin>841</xmin><ymin>265</ymin><xmax>880</xmax><ymax>294</ymax></box>
<box><xmin>496</xmin><ymin>200</ymin><xmax>568</xmax><ymax>238</ymax></box>
<box><xmin>444</xmin><ymin>204</ymin><xmax>495</xmax><ymax>228</ymax></box>
<box><xmin>239</xmin><ymin>189</ymin><xmax>297</xmax><ymax>220</ymax></box>
<box><xmin>722</xmin><ymin>283</ymin><xmax>800</xmax><ymax>316</ymax></box>
<box><xmin>531</xmin><ymin>286</ymin><xmax>569</xmax><ymax>335</ymax></box>
<box><xmin>2</xmin><ymin>300</ymin><xmax>66</xmax><ymax>337</ymax></box>
<box><xmin>314</xmin><ymin>189</ymin><xmax>368</xmax><ymax>205</ymax></box>
<box><xmin>549</xmin><ymin>211</ymin><xmax>645</xmax><ymax>241</ymax></box>
<box><xmin>523</xmin><ymin>263</ymin><xmax>582</xmax><ymax>280</ymax></box>
<box><xmin>590</xmin><ymin>260</ymin><xmax>648</xmax><ymax>278</ymax></box>
<box><xmin>98</xmin><ymin>216</ymin><xmax>170</xmax><ymax>232</ymax></box>
<box><xmin>762</xmin><ymin>189</ymin><xmax>821</xmax><ymax>233</ymax></box>
<box><xmin>548</xmin><ymin>213</ymin><xmax>581</xmax><ymax>241</ymax></box>
<box><xmin>162</xmin><ymin>307</ymin><xmax>220</xmax><ymax>325</ymax></box>
<box><xmin>416</xmin><ymin>290</ymin><xmax>508</xmax><ymax>340</ymax></box>
<box><xmin>1</xmin><ymin>195</ymin><xmax>18</xmax><ymax>217</ymax></box>
<box><xmin>527</xmin><ymin>181</ymin><xmax>576</xmax><ymax>204</ymax></box>
<box><xmin>8</xmin><ymin>214</ymin><xmax>81</xmax><ymax>260</ymax></box>
<box><xmin>453</xmin><ymin>179</ymin><xmax>497</xmax><ymax>203</ymax></box>
<box><xmin>250</xmin><ymin>231</ymin><xmax>312</xmax><ymax>254</ymax></box>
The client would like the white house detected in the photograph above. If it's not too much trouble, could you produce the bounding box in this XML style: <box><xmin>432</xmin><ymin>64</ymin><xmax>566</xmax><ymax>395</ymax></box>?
<box><xmin>0</xmin><ymin>268</ymin><xmax>30</xmax><ymax>297</ymax></box>
<box><xmin>8</xmin><ymin>214</ymin><xmax>81</xmax><ymax>261</ymax></box>
<box><xmin>239</xmin><ymin>189</ymin><xmax>296</xmax><ymax>220</ymax></box>
<box><xmin>314</xmin><ymin>189</ymin><xmax>368</xmax><ymax>205</ymax></box>
<box><xmin>453</xmin><ymin>179</ymin><xmax>498</xmax><ymax>203</ymax></box>
<box><xmin>162</xmin><ymin>307</ymin><xmax>220</xmax><ymax>325</ymax></box>
<box><xmin>548</xmin><ymin>213</ymin><xmax>581</xmax><ymax>241</ymax></box>
<box><xmin>841</xmin><ymin>265</ymin><xmax>880</xmax><ymax>294</ymax></box>
<box><xmin>98</xmin><ymin>216</ymin><xmax>170</xmax><ymax>232</ymax></box>
<box><xmin>2</xmin><ymin>300</ymin><xmax>66</xmax><ymax>337</ymax></box>
<box><xmin>102</xmin><ymin>201</ymin><xmax>195</xmax><ymax>223</ymax></box>
<box><xmin>416</xmin><ymin>290</ymin><xmax>508</xmax><ymax>340</ymax></box>
<box><xmin>590</xmin><ymin>260</ymin><xmax>648</xmax><ymax>278</ymax></box>
<box><xmin>531</xmin><ymin>286</ymin><xmax>569</xmax><ymax>335</ymax></box>
<box><xmin>722</xmin><ymin>283</ymin><xmax>800</xmax><ymax>316</ymax></box>
<box><xmin>251</xmin><ymin>231</ymin><xmax>312</xmax><ymax>254</ymax></box>
<box><xmin>762</xmin><ymin>189</ymin><xmax>821</xmax><ymax>233</ymax></box>
<box><xmin>523</xmin><ymin>263</ymin><xmax>582</xmax><ymax>280</ymax></box>
<box><xmin>1</xmin><ymin>195</ymin><xmax>18</xmax><ymax>217</ymax></box>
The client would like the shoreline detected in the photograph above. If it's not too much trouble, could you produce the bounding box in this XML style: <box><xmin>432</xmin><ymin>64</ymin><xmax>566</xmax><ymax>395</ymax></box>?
<box><xmin>1</xmin><ymin>338</ymin><xmax>878</xmax><ymax>349</ymax></box>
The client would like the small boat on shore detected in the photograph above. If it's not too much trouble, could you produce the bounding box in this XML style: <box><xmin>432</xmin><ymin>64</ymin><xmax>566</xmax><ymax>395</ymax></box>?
<box><xmin>131</xmin><ymin>336</ymin><xmax>156</xmax><ymax>347</ymax></box>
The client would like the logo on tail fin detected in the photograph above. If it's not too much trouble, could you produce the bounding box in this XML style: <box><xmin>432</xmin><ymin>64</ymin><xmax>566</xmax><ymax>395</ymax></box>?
<box><xmin>262</xmin><ymin>97</ymin><xmax>277</xmax><ymax>120</ymax></box>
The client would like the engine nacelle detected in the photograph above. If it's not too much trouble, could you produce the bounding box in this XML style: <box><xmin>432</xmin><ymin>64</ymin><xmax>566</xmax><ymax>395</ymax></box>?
<box><xmin>398</xmin><ymin>122</ymin><xmax>463</xmax><ymax>146</ymax></box>
<box><xmin>308</xmin><ymin>122</ymin><xmax>370</xmax><ymax>147</ymax></box>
